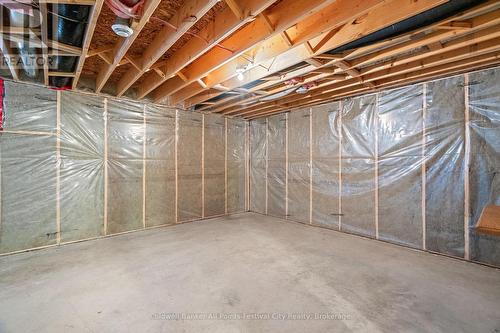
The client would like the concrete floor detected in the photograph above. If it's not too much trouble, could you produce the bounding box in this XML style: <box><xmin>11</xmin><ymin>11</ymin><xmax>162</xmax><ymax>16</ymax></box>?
<box><xmin>0</xmin><ymin>213</ymin><xmax>499</xmax><ymax>333</ymax></box>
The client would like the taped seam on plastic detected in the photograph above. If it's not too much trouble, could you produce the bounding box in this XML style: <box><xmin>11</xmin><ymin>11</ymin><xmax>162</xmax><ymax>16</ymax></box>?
<box><xmin>464</xmin><ymin>73</ymin><xmax>471</xmax><ymax>260</ymax></box>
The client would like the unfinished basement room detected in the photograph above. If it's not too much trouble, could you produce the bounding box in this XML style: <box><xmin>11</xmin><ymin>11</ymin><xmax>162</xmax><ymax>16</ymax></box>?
<box><xmin>1</xmin><ymin>0</ymin><xmax>500</xmax><ymax>332</ymax></box>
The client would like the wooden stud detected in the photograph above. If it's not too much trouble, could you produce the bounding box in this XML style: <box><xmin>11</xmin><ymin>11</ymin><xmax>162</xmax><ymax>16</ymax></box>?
<box><xmin>143</xmin><ymin>104</ymin><xmax>147</xmax><ymax>229</ymax></box>
<box><xmin>265</xmin><ymin>117</ymin><xmax>269</xmax><ymax>215</ymax></box>
<box><xmin>422</xmin><ymin>84</ymin><xmax>427</xmax><ymax>250</ymax></box>
<box><xmin>309</xmin><ymin>107</ymin><xmax>313</xmax><ymax>225</ymax></box>
<box><xmin>374</xmin><ymin>93</ymin><xmax>379</xmax><ymax>239</ymax></box>
<box><xmin>202</xmin><ymin>114</ymin><xmax>205</xmax><ymax>218</ymax></box>
<box><xmin>338</xmin><ymin>99</ymin><xmax>343</xmax><ymax>231</ymax></box>
<box><xmin>103</xmin><ymin>98</ymin><xmax>108</xmax><ymax>235</ymax></box>
<box><xmin>225</xmin><ymin>117</ymin><xmax>228</xmax><ymax>215</ymax></box>
<box><xmin>464</xmin><ymin>73</ymin><xmax>470</xmax><ymax>260</ymax></box>
<box><xmin>56</xmin><ymin>91</ymin><xmax>61</xmax><ymax>244</ymax></box>
<box><xmin>285</xmin><ymin>112</ymin><xmax>288</xmax><ymax>219</ymax></box>
<box><xmin>175</xmin><ymin>110</ymin><xmax>179</xmax><ymax>223</ymax></box>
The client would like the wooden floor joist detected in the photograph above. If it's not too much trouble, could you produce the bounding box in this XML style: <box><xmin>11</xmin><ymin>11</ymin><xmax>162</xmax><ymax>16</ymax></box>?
<box><xmin>0</xmin><ymin>0</ymin><xmax>500</xmax><ymax>121</ymax></box>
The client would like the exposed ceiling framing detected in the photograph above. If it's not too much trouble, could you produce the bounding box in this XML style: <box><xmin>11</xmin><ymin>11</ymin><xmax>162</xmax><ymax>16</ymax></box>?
<box><xmin>0</xmin><ymin>0</ymin><xmax>499</xmax><ymax>119</ymax></box>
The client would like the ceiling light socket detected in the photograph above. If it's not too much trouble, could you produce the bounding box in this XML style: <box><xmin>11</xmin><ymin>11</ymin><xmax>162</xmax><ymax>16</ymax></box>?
<box><xmin>112</xmin><ymin>17</ymin><xmax>134</xmax><ymax>37</ymax></box>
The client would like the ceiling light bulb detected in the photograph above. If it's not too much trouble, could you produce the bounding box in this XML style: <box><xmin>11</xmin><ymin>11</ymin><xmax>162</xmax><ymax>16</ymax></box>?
<box><xmin>237</xmin><ymin>72</ymin><xmax>244</xmax><ymax>81</ymax></box>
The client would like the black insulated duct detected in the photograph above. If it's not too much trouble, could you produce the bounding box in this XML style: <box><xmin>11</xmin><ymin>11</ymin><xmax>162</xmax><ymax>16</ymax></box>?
<box><xmin>47</xmin><ymin>4</ymin><xmax>90</xmax><ymax>88</ymax></box>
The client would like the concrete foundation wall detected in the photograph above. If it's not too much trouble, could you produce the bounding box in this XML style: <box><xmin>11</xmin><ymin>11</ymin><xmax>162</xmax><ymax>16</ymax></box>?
<box><xmin>250</xmin><ymin>67</ymin><xmax>500</xmax><ymax>267</ymax></box>
<box><xmin>0</xmin><ymin>83</ymin><xmax>248</xmax><ymax>255</ymax></box>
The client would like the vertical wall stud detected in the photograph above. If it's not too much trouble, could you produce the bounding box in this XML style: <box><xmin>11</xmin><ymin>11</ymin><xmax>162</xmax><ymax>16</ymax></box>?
<box><xmin>175</xmin><ymin>109</ymin><xmax>179</xmax><ymax>223</ymax></box>
<box><xmin>265</xmin><ymin>117</ymin><xmax>269</xmax><ymax>215</ymax></box>
<box><xmin>142</xmin><ymin>104</ymin><xmax>147</xmax><ymax>229</ymax></box>
<box><xmin>103</xmin><ymin>98</ymin><xmax>108</xmax><ymax>235</ymax></box>
<box><xmin>338</xmin><ymin>100</ymin><xmax>343</xmax><ymax>231</ymax></box>
<box><xmin>374</xmin><ymin>94</ymin><xmax>379</xmax><ymax>239</ymax></box>
<box><xmin>285</xmin><ymin>113</ymin><xmax>289</xmax><ymax>219</ymax></box>
<box><xmin>464</xmin><ymin>74</ymin><xmax>471</xmax><ymax>260</ymax></box>
<box><xmin>246</xmin><ymin>121</ymin><xmax>250</xmax><ymax>212</ymax></box>
<box><xmin>201</xmin><ymin>114</ymin><xmax>205</xmax><ymax>219</ymax></box>
<box><xmin>225</xmin><ymin>117</ymin><xmax>228</xmax><ymax>215</ymax></box>
<box><xmin>422</xmin><ymin>84</ymin><xmax>427</xmax><ymax>250</ymax></box>
<box><xmin>309</xmin><ymin>107</ymin><xmax>313</xmax><ymax>225</ymax></box>
<box><xmin>56</xmin><ymin>90</ymin><xmax>61</xmax><ymax>245</ymax></box>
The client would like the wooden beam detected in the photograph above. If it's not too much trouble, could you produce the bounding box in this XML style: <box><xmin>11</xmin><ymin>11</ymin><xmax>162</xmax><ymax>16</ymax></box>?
<box><xmin>49</xmin><ymin>72</ymin><xmax>76</xmax><ymax>77</ymax></box>
<box><xmin>72</xmin><ymin>0</ymin><xmax>104</xmax><ymax>89</ymax></box>
<box><xmin>239</xmin><ymin>38</ymin><xmax>500</xmax><ymax>118</ymax></box>
<box><xmin>438</xmin><ymin>20</ymin><xmax>473</xmax><ymax>30</ymax></box>
<box><xmin>225</xmin><ymin>0</ymin><xmax>245</xmax><ymax>20</ymax></box>
<box><xmin>47</xmin><ymin>40</ymin><xmax>82</xmax><ymax>56</ymax></box>
<box><xmin>281</xmin><ymin>31</ymin><xmax>293</xmax><ymax>47</ymax></box>
<box><xmin>137</xmin><ymin>0</ymin><xmax>278</xmax><ymax>99</ymax></box>
<box><xmin>247</xmin><ymin>53</ymin><xmax>500</xmax><ymax>119</ymax></box>
<box><xmin>115</xmin><ymin>0</ymin><xmax>219</xmax><ymax>97</ymax></box>
<box><xmin>39</xmin><ymin>3</ymin><xmax>49</xmax><ymax>85</ymax></box>
<box><xmin>196</xmin><ymin>0</ymin><xmax>493</xmax><ymax>111</ymax></box>
<box><xmin>166</xmin><ymin>0</ymin><xmax>441</xmax><ymax>106</ymax></box>
<box><xmin>87</xmin><ymin>45</ymin><xmax>113</xmax><ymax>57</ymax></box>
<box><xmin>95</xmin><ymin>0</ymin><xmax>162</xmax><ymax>93</ymax></box>
<box><xmin>152</xmin><ymin>0</ymin><xmax>343</xmax><ymax>102</ymax></box>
